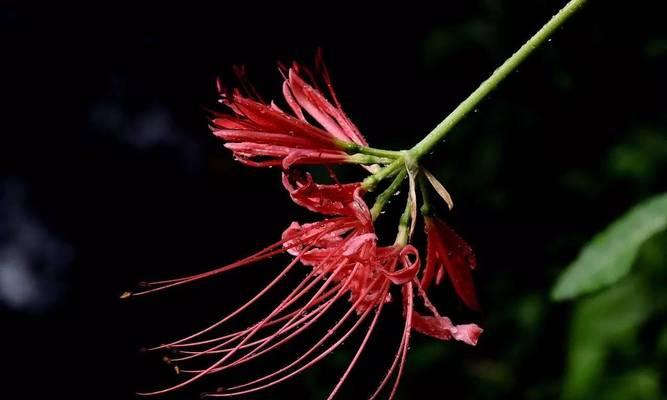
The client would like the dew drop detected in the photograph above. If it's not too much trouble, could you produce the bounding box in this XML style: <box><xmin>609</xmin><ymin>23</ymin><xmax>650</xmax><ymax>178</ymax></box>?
<box><xmin>393</xmin><ymin>191</ymin><xmax>401</xmax><ymax>196</ymax></box>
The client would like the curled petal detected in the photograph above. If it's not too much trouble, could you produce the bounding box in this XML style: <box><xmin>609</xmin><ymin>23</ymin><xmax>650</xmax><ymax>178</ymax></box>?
<box><xmin>282</xmin><ymin>220</ymin><xmax>351</xmax><ymax>257</ymax></box>
<box><xmin>282</xmin><ymin>172</ymin><xmax>361</xmax><ymax>216</ymax></box>
<box><xmin>382</xmin><ymin>246</ymin><xmax>420</xmax><ymax>285</ymax></box>
<box><xmin>451</xmin><ymin>323</ymin><xmax>484</xmax><ymax>346</ymax></box>
<box><xmin>412</xmin><ymin>313</ymin><xmax>482</xmax><ymax>346</ymax></box>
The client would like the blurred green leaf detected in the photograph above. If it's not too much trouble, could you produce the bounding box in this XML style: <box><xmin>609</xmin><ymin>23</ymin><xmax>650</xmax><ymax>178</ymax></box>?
<box><xmin>551</xmin><ymin>192</ymin><xmax>667</xmax><ymax>301</ymax></box>
<box><xmin>607</xmin><ymin>128</ymin><xmax>667</xmax><ymax>184</ymax></box>
<box><xmin>562</xmin><ymin>276</ymin><xmax>654</xmax><ymax>400</ymax></box>
<box><xmin>658</xmin><ymin>326</ymin><xmax>667</xmax><ymax>358</ymax></box>
<box><xmin>601</xmin><ymin>369</ymin><xmax>661</xmax><ymax>400</ymax></box>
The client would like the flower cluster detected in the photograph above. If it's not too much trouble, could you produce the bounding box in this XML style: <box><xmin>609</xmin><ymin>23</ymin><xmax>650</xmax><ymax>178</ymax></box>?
<box><xmin>127</xmin><ymin>52</ymin><xmax>482</xmax><ymax>400</ymax></box>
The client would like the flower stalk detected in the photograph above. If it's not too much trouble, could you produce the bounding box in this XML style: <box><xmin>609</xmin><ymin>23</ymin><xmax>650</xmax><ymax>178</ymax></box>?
<box><xmin>370</xmin><ymin>169</ymin><xmax>407</xmax><ymax>220</ymax></box>
<box><xmin>395</xmin><ymin>197</ymin><xmax>413</xmax><ymax>246</ymax></box>
<box><xmin>409</xmin><ymin>0</ymin><xmax>587</xmax><ymax>159</ymax></box>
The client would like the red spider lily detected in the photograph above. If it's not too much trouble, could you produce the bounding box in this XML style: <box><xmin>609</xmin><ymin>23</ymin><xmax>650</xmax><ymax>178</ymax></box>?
<box><xmin>421</xmin><ymin>215</ymin><xmax>480</xmax><ymax>311</ymax></box>
<box><xmin>210</xmin><ymin>54</ymin><xmax>368</xmax><ymax>169</ymax></box>
<box><xmin>130</xmin><ymin>186</ymin><xmax>481</xmax><ymax>399</ymax></box>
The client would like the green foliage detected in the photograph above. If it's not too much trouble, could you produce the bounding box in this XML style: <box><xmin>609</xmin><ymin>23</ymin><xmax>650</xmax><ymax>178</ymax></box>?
<box><xmin>561</xmin><ymin>232</ymin><xmax>667</xmax><ymax>400</ymax></box>
<box><xmin>562</xmin><ymin>276</ymin><xmax>654</xmax><ymax>399</ymax></box>
<box><xmin>551</xmin><ymin>192</ymin><xmax>667</xmax><ymax>301</ymax></box>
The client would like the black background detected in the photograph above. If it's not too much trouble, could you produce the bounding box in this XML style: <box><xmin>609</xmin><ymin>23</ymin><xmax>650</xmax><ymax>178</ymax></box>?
<box><xmin>2</xmin><ymin>1</ymin><xmax>667</xmax><ymax>399</ymax></box>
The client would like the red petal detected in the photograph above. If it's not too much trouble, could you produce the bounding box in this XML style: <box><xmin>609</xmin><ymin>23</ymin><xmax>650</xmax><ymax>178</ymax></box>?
<box><xmin>382</xmin><ymin>247</ymin><xmax>420</xmax><ymax>285</ymax></box>
<box><xmin>420</xmin><ymin>218</ymin><xmax>440</xmax><ymax>290</ymax></box>
<box><xmin>431</xmin><ymin>217</ymin><xmax>480</xmax><ymax>311</ymax></box>
<box><xmin>232</xmin><ymin>96</ymin><xmax>334</xmax><ymax>146</ymax></box>
<box><xmin>282</xmin><ymin>150</ymin><xmax>348</xmax><ymax>169</ymax></box>
<box><xmin>282</xmin><ymin>172</ymin><xmax>360</xmax><ymax>215</ymax></box>
<box><xmin>213</xmin><ymin>129</ymin><xmax>320</xmax><ymax>148</ymax></box>
<box><xmin>412</xmin><ymin>313</ymin><xmax>482</xmax><ymax>346</ymax></box>
<box><xmin>287</xmin><ymin>69</ymin><xmax>367</xmax><ymax>146</ymax></box>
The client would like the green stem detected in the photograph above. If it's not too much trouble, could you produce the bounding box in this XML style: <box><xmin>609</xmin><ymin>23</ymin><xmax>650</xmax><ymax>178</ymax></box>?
<box><xmin>395</xmin><ymin>197</ymin><xmax>413</xmax><ymax>246</ymax></box>
<box><xmin>410</xmin><ymin>0</ymin><xmax>587</xmax><ymax>159</ymax></box>
<box><xmin>347</xmin><ymin>154</ymin><xmax>394</xmax><ymax>165</ymax></box>
<box><xmin>357</xmin><ymin>146</ymin><xmax>403</xmax><ymax>159</ymax></box>
<box><xmin>418</xmin><ymin>174</ymin><xmax>432</xmax><ymax>216</ymax></box>
<box><xmin>335</xmin><ymin>140</ymin><xmax>402</xmax><ymax>158</ymax></box>
<box><xmin>370</xmin><ymin>169</ymin><xmax>408</xmax><ymax>220</ymax></box>
<box><xmin>361</xmin><ymin>157</ymin><xmax>404</xmax><ymax>191</ymax></box>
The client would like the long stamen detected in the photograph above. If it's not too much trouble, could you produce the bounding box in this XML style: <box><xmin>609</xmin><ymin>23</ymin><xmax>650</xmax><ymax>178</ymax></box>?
<box><xmin>325</xmin><ymin>283</ymin><xmax>386</xmax><ymax>400</ymax></box>
<box><xmin>222</xmin><ymin>274</ymin><xmax>384</xmax><ymax>391</ymax></box>
<box><xmin>174</xmin><ymin>276</ymin><xmax>346</xmax><ymax>366</ymax></box>
<box><xmin>177</xmin><ymin>288</ymin><xmax>343</xmax><ymax>371</ymax></box>
<box><xmin>146</xmin><ymin>220</ymin><xmax>352</xmax><ymax>351</ymax></box>
<box><xmin>149</xmin><ymin>253</ymin><xmax>307</xmax><ymax>352</ymax></box>
<box><xmin>369</xmin><ymin>283</ymin><xmax>414</xmax><ymax>400</ymax></box>
<box><xmin>137</xmin><ymin>230</ymin><xmax>357</xmax><ymax>395</ymax></box>
<box><xmin>196</xmin><ymin>253</ymin><xmax>357</xmax><ymax>375</ymax></box>
<box><xmin>129</xmin><ymin>218</ymin><xmax>352</xmax><ymax>297</ymax></box>
<box><xmin>207</xmin><ymin>280</ymin><xmax>390</xmax><ymax>397</ymax></box>
<box><xmin>170</xmin><ymin>286</ymin><xmax>341</xmax><ymax>362</ymax></box>
<box><xmin>165</xmin><ymin>284</ymin><xmax>341</xmax><ymax>351</ymax></box>
<box><xmin>387</xmin><ymin>283</ymin><xmax>414</xmax><ymax>400</ymax></box>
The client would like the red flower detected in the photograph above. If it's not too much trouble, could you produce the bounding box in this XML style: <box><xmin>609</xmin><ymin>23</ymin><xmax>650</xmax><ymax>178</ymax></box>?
<box><xmin>130</xmin><ymin>188</ymin><xmax>481</xmax><ymax>399</ymax></box>
<box><xmin>421</xmin><ymin>216</ymin><xmax>480</xmax><ymax>311</ymax></box>
<box><xmin>210</xmin><ymin>54</ymin><xmax>367</xmax><ymax>169</ymax></box>
<box><xmin>129</xmin><ymin>53</ymin><xmax>483</xmax><ymax>400</ymax></box>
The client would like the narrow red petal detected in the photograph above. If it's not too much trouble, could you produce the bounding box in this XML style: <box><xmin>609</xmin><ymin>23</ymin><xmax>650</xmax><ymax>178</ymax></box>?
<box><xmin>431</xmin><ymin>217</ymin><xmax>480</xmax><ymax>311</ymax></box>
<box><xmin>421</xmin><ymin>218</ymin><xmax>441</xmax><ymax>290</ymax></box>
<box><xmin>412</xmin><ymin>313</ymin><xmax>482</xmax><ymax>346</ymax></box>
<box><xmin>281</xmin><ymin>172</ymin><xmax>360</xmax><ymax>216</ymax></box>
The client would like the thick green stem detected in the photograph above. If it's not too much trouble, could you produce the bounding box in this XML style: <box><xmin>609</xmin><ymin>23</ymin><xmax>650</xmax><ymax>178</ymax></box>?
<box><xmin>410</xmin><ymin>0</ymin><xmax>587</xmax><ymax>159</ymax></box>
<box><xmin>335</xmin><ymin>139</ymin><xmax>402</xmax><ymax>158</ymax></box>
<box><xmin>358</xmin><ymin>146</ymin><xmax>403</xmax><ymax>159</ymax></box>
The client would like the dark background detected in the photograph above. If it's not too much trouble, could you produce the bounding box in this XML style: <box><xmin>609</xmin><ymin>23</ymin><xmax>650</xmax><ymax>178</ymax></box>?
<box><xmin>2</xmin><ymin>1</ymin><xmax>667</xmax><ymax>399</ymax></box>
